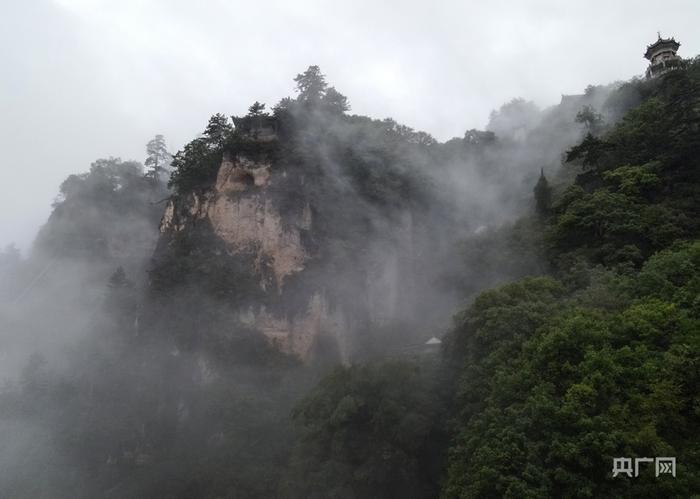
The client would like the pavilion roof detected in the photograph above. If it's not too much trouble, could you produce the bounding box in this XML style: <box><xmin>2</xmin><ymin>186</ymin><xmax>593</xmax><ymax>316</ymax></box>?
<box><xmin>644</xmin><ymin>36</ymin><xmax>680</xmax><ymax>60</ymax></box>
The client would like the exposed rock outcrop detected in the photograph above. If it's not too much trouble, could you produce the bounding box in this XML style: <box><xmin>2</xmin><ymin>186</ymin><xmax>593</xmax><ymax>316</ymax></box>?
<box><xmin>154</xmin><ymin>144</ymin><xmax>429</xmax><ymax>363</ymax></box>
<box><xmin>160</xmin><ymin>153</ymin><xmax>307</xmax><ymax>289</ymax></box>
<box><xmin>158</xmin><ymin>153</ymin><xmax>348</xmax><ymax>361</ymax></box>
<box><xmin>241</xmin><ymin>292</ymin><xmax>348</xmax><ymax>361</ymax></box>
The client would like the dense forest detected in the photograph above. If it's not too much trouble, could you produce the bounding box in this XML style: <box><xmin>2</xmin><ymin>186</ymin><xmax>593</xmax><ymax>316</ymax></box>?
<box><xmin>1</xmin><ymin>56</ymin><xmax>699</xmax><ymax>498</ymax></box>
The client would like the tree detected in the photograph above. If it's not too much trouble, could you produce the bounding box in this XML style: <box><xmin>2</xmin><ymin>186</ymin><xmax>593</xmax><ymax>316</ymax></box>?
<box><xmin>533</xmin><ymin>168</ymin><xmax>552</xmax><ymax>216</ymax></box>
<box><xmin>566</xmin><ymin>133</ymin><xmax>610</xmax><ymax>169</ymax></box>
<box><xmin>442</xmin><ymin>253</ymin><xmax>700</xmax><ymax>498</ymax></box>
<box><xmin>168</xmin><ymin>137</ymin><xmax>218</xmax><ymax>192</ymax></box>
<box><xmin>321</xmin><ymin>86</ymin><xmax>350</xmax><ymax>114</ymax></box>
<box><xmin>145</xmin><ymin>134</ymin><xmax>171</xmax><ymax>184</ymax></box>
<box><xmin>247</xmin><ymin>101</ymin><xmax>267</xmax><ymax>117</ymax></box>
<box><xmin>203</xmin><ymin>113</ymin><xmax>233</xmax><ymax>148</ymax></box>
<box><xmin>245</xmin><ymin>101</ymin><xmax>269</xmax><ymax>134</ymax></box>
<box><xmin>273</xmin><ymin>97</ymin><xmax>295</xmax><ymax>115</ymax></box>
<box><xmin>575</xmin><ymin>105</ymin><xmax>603</xmax><ymax>134</ymax></box>
<box><xmin>283</xmin><ymin>362</ymin><xmax>447</xmax><ymax>499</ymax></box>
<box><xmin>35</xmin><ymin>157</ymin><xmax>159</xmax><ymax>261</ymax></box>
<box><xmin>293</xmin><ymin>65</ymin><xmax>327</xmax><ymax>105</ymax></box>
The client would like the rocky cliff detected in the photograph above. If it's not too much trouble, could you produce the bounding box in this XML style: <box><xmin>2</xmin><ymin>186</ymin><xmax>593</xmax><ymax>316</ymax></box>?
<box><xmin>161</xmin><ymin>153</ymin><xmax>308</xmax><ymax>290</ymax></box>
<box><xmin>156</xmin><ymin>150</ymin><xmax>350</xmax><ymax>360</ymax></box>
<box><xmin>153</xmin><ymin>143</ymin><xmax>434</xmax><ymax>362</ymax></box>
<box><xmin>146</xmin><ymin>101</ymin><xmax>461</xmax><ymax>364</ymax></box>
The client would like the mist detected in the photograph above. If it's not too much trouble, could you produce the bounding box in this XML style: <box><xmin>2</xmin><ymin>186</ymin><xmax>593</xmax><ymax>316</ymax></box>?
<box><xmin>2</xmin><ymin>2</ymin><xmax>700</xmax><ymax>498</ymax></box>
<box><xmin>3</xmin><ymin>0</ymin><xmax>700</xmax><ymax>251</ymax></box>
<box><xmin>0</xmin><ymin>66</ymin><xmax>616</xmax><ymax>496</ymax></box>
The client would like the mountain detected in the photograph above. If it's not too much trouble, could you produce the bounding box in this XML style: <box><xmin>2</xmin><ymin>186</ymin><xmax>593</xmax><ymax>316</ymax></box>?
<box><xmin>142</xmin><ymin>69</ymin><xmax>624</xmax><ymax>367</ymax></box>
<box><xmin>2</xmin><ymin>59</ymin><xmax>699</xmax><ymax>498</ymax></box>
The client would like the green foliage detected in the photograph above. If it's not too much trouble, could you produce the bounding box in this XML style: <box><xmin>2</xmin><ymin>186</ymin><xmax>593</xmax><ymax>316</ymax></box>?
<box><xmin>602</xmin><ymin>79</ymin><xmax>652</xmax><ymax>123</ymax></box>
<box><xmin>443</xmin><ymin>276</ymin><xmax>564</xmax><ymax>393</ymax></box>
<box><xmin>168</xmin><ymin>68</ymin><xmax>354</xmax><ymax>194</ymax></box>
<box><xmin>601</xmin><ymin>162</ymin><xmax>660</xmax><ymax>198</ymax></box>
<box><xmin>35</xmin><ymin>157</ymin><xmax>162</xmax><ymax>261</ymax></box>
<box><xmin>168</xmin><ymin>137</ymin><xmax>218</xmax><ymax>192</ymax></box>
<box><xmin>248</xmin><ymin>101</ymin><xmax>266</xmax><ymax>117</ymax></box>
<box><xmin>550</xmin><ymin>189</ymin><xmax>649</xmax><ymax>266</ymax></box>
<box><xmin>283</xmin><ymin>361</ymin><xmax>448</xmax><ymax>499</ymax></box>
<box><xmin>575</xmin><ymin>105</ymin><xmax>603</xmax><ymax>134</ymax></box>
<box><xmin>292</xmin><ymin>65</ymin><xmax>349</xmax><ymax>114</ymax></box>
<box><xmin>443</xmin><ymin>243</ymin><xmax>700</xmax><ymax>498</ymax></box>
<box><xmin>441</xmin><ymin>63</ymin><xmax>700</xmax><ymax>498</ymax></box>
<box><xmin>168</xmin><ymin>114</ymin><xmax>242</xmax><ymax>193</ymax></box>
<box><xmin>203</xmin><ymin>113</ymin><xmax>233</xmax><ymax>148</ymax></box>
<box><xmin>322</xmin><ymin>86</ymin><xmax>350</xmax><ymax>113</ymax></box>
<box><xmin>635</xmin><ymin>241</ymin><xmax>700</xmax><ymax>314</ymax></box>
<box><xmin>450</xmin><ymin>217</ymin><xmax>549</xmax><ymax>301</ymax></box>
<box><xmin>552</xmin><ymin>61</ymin><xmax>700</xmax><ymax>267</ymax></box>
<box><xmin>145</xmin><ymin>134</ymin><xmax>171</xmax><ymax>183</ymax></box>
<box><xmin>565</xmin><ymin>133</ymin><xmax>611</xmax><ymax>168</ymax></box>
<box><xmin>294</xmin><ymin>65</ymin><xmax>328</xmax><ymax>104</ymax></box>
<box><xmin>12</xmin><ymin>61</ymin><xmax>700</xmax><ymax>499</ymax></box>
<box><xmin>1</xmin><ymin>339</ymin><xmax>307</xmax><ymax>499</ymax></box>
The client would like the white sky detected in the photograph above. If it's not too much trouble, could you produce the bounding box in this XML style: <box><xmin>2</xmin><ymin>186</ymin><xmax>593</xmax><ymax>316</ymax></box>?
<box><xmin>1</xmin><ymin>0</ymin><xmax>699</xmax><ymax>251</ymax></box>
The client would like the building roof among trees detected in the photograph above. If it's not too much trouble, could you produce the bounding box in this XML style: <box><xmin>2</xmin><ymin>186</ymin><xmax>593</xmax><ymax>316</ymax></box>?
<box><xmin>644</xmin><ymin>35</ymin><xmax>680</xmax><ymax>60</ymax></box>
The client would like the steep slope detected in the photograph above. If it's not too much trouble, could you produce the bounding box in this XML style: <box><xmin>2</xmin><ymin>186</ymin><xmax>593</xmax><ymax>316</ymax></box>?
<box><xmin>144</xmin><ymin>68</ymin><xmax>619</xmax><ymax>364</ymax></box>
<box><xmin>1</xmin><ymin>64</ymin><xmax>653</xmax><ymax>499</ymax></box>
<box><xmin>156</xmin><ymin>150</ymin><xmax>344</xmax><ymax>359</ymax></box>
<box><xmin>441</xmin><ymin>58</ymin><xmax>700</xmax><ymax>499</ymax></box>
<box><xmin>147</xmin><ymin>108</ymin><xmax>437</xmax><ymax>363</ymax></box>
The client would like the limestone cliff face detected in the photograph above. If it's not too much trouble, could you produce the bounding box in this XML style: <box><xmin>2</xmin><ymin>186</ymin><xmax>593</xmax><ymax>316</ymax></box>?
<box><xmin>161</xmin><ymin>154</ymin><xmax>307</xmax><ymax>289</ymax></box>
<box><xmin>239</xmin><ymin>292</ymin><xmax>349</xmax><ymax>361</ymax></box>
<box><xmin>158</xmin><ymin>153</ymin><xmax>346</xmax><ymax>361</ymax></box>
